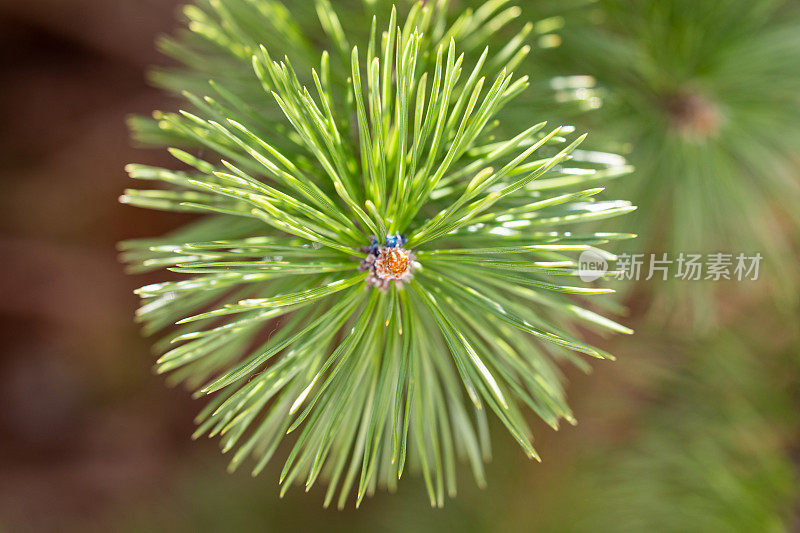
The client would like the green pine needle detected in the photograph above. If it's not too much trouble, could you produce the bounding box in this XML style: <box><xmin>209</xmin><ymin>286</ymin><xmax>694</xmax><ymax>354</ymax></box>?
<box><xmin>120</xmin><ymin>0</ymin><xmax>634</xmax><ymax>507</ymax></box>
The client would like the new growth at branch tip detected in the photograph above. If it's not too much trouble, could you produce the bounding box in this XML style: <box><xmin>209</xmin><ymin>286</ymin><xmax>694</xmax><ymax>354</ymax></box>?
<box><xmin>360</xmin><ymin>234</ymin><xmax>419</xmax><ymax>290</ymax></box>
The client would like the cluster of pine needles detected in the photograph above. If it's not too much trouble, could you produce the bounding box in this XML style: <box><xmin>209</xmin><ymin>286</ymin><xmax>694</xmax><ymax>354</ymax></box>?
<box><xmin>120</xmin><ymin>0</ymin><xmax>633</xmax><ymax>507</ymax></box>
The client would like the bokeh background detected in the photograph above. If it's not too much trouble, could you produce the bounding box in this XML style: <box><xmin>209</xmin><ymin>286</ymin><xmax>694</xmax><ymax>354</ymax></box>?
<box><xmin>1</xmin><ymin>1</ymin><xmax>798</xmax><ymax>532</ymax></box>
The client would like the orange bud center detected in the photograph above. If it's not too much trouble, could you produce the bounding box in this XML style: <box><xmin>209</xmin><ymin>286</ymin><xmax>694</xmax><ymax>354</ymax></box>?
<box><xmin>374</xmin><ymin>248</ymin><xmax>412</xmax><ymax>280</ymax></box>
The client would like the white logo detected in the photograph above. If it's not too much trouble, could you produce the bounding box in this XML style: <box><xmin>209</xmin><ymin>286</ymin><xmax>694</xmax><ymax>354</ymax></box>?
<box><xmin>578</xmin><ymin>250</ymin><xmax>608</xmax><ymax>282</ymax></box>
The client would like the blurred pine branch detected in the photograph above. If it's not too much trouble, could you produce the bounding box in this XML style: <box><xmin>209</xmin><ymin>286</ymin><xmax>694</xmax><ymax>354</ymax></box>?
<box><xmin>538</xmin><ymin>333</ymin><xmax>799</xmax><ymax>532</ymax></box>
<box><xmin>540</xmin><ymin>0</ymin><xmax>800</xmax><ymax>326</ymax></box>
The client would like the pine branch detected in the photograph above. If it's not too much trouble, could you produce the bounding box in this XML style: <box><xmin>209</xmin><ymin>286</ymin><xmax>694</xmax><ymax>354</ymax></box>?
<box><xmin>546</xmin><ymin>0</ymin><xmax>800</xmax><ymax>325</ymax></box>
<box><xmin>121</xmin><ymin>0</ymin><xmax>634</xmax><ymax>507</ymax></box>
<box><xmin>540</xmin><ymin>335</ymin><xmax>799</xmax><ymax>532</ymax></box>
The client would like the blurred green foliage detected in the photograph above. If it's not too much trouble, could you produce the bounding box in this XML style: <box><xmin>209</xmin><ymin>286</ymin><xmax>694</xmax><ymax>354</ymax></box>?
<box><xmin>541</xmin><ymin>333</ymin><xmax>799</xmax><ymax>533</ymax></box>
<box><xmin>541</xmin><ymin>0</ymin><xmax>800</xmax><ymax>325</ymax></box>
